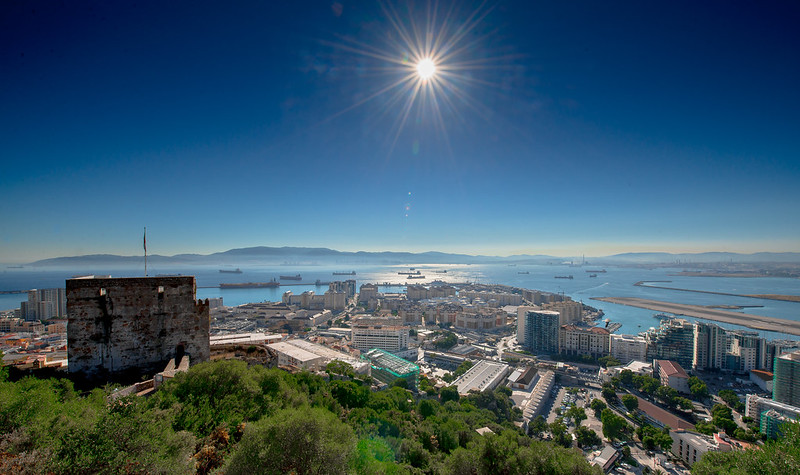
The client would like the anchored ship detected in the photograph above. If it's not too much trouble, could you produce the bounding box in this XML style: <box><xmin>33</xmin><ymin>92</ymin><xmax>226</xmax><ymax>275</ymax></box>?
<box><xmin>280</xmin><ymin>274</ymin><xmax>302</xmax><ymax>280</ymax></box>
<box><xmin>219</xmin><ymin>268</ymin><xmax>243</xmax><ymax>274</ymax></box>
<box><xmin>220</xmin><ymin>281</ymin><xmax>279</xmax><ymax>289</ymax></box>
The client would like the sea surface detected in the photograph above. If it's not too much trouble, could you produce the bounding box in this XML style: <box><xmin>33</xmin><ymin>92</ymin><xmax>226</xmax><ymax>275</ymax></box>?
<box><xmin>2</xmin><ymin>263</ymin><xmax>799</xmax><ymax>341</ymax></box>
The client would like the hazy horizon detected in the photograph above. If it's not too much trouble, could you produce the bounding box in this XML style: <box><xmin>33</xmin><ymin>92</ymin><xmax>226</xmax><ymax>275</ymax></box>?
<box><xmin>5</xmin><ymin>243</ymin><xmax>800</xmax><ymax>267</ymax></box>
<box><xmin>3</xmin><ymin>1</ymin><xmax>799</xmax><ymax>264</ymax></box>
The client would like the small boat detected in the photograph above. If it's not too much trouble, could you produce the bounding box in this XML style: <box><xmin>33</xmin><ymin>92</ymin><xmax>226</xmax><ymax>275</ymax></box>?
<box><xmin>589</xmin><ymin>274</ymin><xmax>597</xmax><ymax>278</ymax></box>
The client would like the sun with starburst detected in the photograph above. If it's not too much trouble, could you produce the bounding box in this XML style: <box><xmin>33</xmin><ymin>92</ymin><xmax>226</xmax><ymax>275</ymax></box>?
<box><xmin>324</xmin><ymin>1</ymin><xmax>507</xmax><ymax>155</ymax></box>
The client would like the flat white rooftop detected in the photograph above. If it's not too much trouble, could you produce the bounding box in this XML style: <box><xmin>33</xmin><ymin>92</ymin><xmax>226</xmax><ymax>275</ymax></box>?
<box><xmin>453</xmin><ymin>360</ymin><xmax>510</xmax><ymax>395</ymax></box>
<box><xmin>210</xmin><ymin>332</ymin><xmax>283</xmax><ymax>346</ymax></box>
<box><xmin>267</xmin><ymin>341</ymin><xmax>322</xmax><ymax>363</ymax></box>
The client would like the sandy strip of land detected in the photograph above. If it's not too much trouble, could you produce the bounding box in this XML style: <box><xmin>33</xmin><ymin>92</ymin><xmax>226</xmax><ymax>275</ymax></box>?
<box><xmin>592</xmin><ymin>297</ymin><xmax>800</xmax><ymax>336</ymax></box>
<box><xmin>634</xmin><ymin>281</ymin><xmax>800</xmax><ymax>303</ymax></box>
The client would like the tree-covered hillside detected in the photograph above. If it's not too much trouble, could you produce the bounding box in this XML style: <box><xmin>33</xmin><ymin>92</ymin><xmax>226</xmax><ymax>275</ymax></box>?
<box><xmin>0</xmin><ymin>359</ymin><xmax>600</xmax><ymax>474</ymax></box>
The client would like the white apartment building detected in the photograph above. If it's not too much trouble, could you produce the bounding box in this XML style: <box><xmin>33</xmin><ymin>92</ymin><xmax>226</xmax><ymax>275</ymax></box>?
<box><xmin>693</xmin><ymin>322</ymin><xmax>727</xmax><ymax>370</ymax></box>
<box><xmin>351</xmin><ymin>322</ymin><xmax>410</xmax><ymax>352</ymax></box>
<box><xmin>455</xmin><ymin>308</ymin><xmax>506</xmax><ymax>330</ymax></box>
<box><xmin>670</xmin><ymin>430</ymin><xmax>730</xmax><ymax>467</ymax></box>
<box><xmin>611</xmin><ymin>333</ymin><xmax>648</xmax><ymax>363</ymax></box>
<box><xmin>267</xmin><ymin>339</ymin><xmax>368</xmax><ymax>373</ymax></box>
<box><xmin>558</xmin><ymin>324</ymin><xmax>611</xmax><ymax>358</ymax></box>
<box><xmin>745</xmin><ymin>394</ymin><xmax>800</xmax><ymax>420</ymax></box>
<box><xmin>458</xmin><ymin>290</ymin><xmax>522</xmax><ymax>306</ymax></box>
<box><xmin>544</xmin><ymin>300</ymin><xmax>583</xmax><ymax>325</ymax></box>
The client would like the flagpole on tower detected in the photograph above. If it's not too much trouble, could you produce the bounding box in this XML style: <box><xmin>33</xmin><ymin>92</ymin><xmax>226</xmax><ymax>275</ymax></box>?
<box><xmin>144</xmin><ymin>227</ymin><xmax>147</xmax><ymax>277</ymax></box>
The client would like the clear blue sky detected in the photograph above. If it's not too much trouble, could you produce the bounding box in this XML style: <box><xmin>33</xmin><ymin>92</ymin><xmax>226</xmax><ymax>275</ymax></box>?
<box><xmin>2</xmin><ymin>0</ymin><xmax>799</xmax><ymax>263</ymax></box>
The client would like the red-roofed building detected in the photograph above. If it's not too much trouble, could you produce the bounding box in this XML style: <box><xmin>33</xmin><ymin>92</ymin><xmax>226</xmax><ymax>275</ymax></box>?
<box><xmin>654</xmin><ymin>359</ymin><xmax>690</xmax><ymax>394</ymax></box>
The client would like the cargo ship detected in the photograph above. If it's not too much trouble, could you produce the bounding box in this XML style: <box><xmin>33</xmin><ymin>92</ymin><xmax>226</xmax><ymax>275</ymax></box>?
<box><xmin>220</xmin><ymin>281</ymin><xmax>279</xmax><ymax>289</ymax></box>
<box><xmin>518</xmin><ymin>271</ymin><xmax>530</xmax><ymax>274</ymax></box>
<box><xmin>333</xmin><ymin>271</ymin><xmax>356</xmax><ymax>276</ymax></box>
<box><xmin>280</xmin><ymin>274</ymin><xmax>302</xmax><ymax>280</ymax></box>
<box><xmin>219</xmin><ymin>268</ymin><xmax>243</xmax><ymax>274</ymax></box>
<box><xmin>398</xmin><ymin>271</ymin><xmax>421</xmax><ymax>275</ymax></box>
<box><xmin>586</xmin><ymin>269</ymin><xmax>607</xmax><ymax>273</ymax></box>
<box><xmin>554</xmin><ymin>275</ymin><xmax>573</xmax><ymax>279</ymax></box>
<box><xmin>407</xmin><ymin>275</ymin><xmax>426</xmax><ymax>279</ymax></box>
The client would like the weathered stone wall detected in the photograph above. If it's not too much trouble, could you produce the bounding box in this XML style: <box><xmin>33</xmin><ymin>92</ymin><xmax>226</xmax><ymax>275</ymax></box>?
<box><xmin>67</xmin><ymin>276</ymin><xmax>209</xmax><ymax>379</ymax></box>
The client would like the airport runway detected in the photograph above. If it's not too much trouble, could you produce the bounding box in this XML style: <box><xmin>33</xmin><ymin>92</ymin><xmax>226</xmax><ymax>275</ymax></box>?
<box><xmin>593</xmin><ymin>296</ymin><xmax>800</xmax><ymax>336</ymax></box>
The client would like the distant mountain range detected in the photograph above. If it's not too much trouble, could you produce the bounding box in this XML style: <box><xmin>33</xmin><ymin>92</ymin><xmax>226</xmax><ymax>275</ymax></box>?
<box><xmin>26</xmin><ymin>247</ymin><xmax>800</xmax><ymax>267</ymax></box>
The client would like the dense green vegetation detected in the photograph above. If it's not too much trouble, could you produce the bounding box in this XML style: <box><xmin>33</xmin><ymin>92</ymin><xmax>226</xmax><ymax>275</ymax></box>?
<box><xmin>691</xmin><ymin>421</ymin><xmax>800</xmax><ymax>474</ymax></box>
<box><xmin>717</xmin><ymin>389</ymin><xmax>745</xmax><ymax>413</ymax></box>
<box><xmin>0</xmin><ymin>360</ymin><xmax>600</xmax><ymax>474</ymax></box>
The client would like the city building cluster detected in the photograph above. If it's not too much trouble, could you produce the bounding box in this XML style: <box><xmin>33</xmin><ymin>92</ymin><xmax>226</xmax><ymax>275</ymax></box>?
<box><xmin>5</xmin><ymin>273</ymin><xmax>800</xmax><ymax>474</ymax></box>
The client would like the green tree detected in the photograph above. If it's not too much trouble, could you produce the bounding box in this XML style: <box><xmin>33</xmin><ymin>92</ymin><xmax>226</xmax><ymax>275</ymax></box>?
<box><xmin>391</xmin><ymin>377</ymin><xmax>409</xmax><ymax>389</ymax></box>
<box><xmin>688</xmin><ymin>376</ymin><xmax>709</xmax><ymax>399</ymax></box>
<box><xmin>590</xmin><ymin>398</ymin><xmax>607</xmax><ymax>417</ymax></box>
<box><xmin>676</xmin><ymin>397</ymin><xmax>693</xmax><ymax>411</ymax></box>
<box><xmin>326</xmin><ymin>360</ymin><xmax>356</xmax><ymax>378</ymax></box>
<box><xmin>601</xmin><ymin>408</ymin><xmax>629</xmax><ymax>441</ymax></box>
<box><xmin>224</xmin><ymin>406</ymin><xmax>356</xmax><ymax>475</ymax></box>
<box><xmin>694</xmin><ymin>420</ymin><xmax>717</xmax><ymax>436</ymax></box>
<box><xmin>434</xmin><ymin>331</ymin><xmax>458</xmax><ymax>350</ymax></box>
<box><xmin>575</xmin><ymin>425</ymin><xmax>601</xmax><ymax>448</ymax></box>
<box><xmin>633</xmin><ymin>374</ymin><xmax>660</xmax><ymax>395</ymax></box>
<box><xmin>619</xmin><ymin>369</ymin><xmax>634</xmax><ymax>386</ymax></box>
<box><xmin>718</xmin><ymin>389</ymin><xmax>739</xmax><ymax>406</ymax></box>
<box><xmin>331</xmin><ymin>380</ymin><xmax>370</xmax><ymax>409</ymax></box>
<box><xmin>53</xmin><ymin>397</ymin><xmax>196</xmax><ymax>474</ymax></box>
<box><xmin>418</xmin><ymin>399</ymin><xmax>439</xmax><ymax>419</ymax></box>
<box><xmin>598</xmin><ymin>356</ymin><xmax>621</xmax><ymax>368</ymax></box>
<box><xmin>692</xmin><ymin>421</ymin><xmax>800</xmax><ymax>475</ymax></box>
<box><xmin>601</xmin><ymin>384</ymin><xmax>617</xmax><ymax>402</ymax></box>
<box><xmin>152</xmin><ymin>360</ymin><xmax>277</xmax><ymax>436</ymax></box>
<box><xmin>565</xmin><ymin>405</ymin><xmax>587</xmax><ymax>426</ymax></box>
<box><xmin>453</xmin><ymin>360</ymin><xmax>475</xmax><ymax>378</ymax></box>
<box><xmin>352</xmin><ymin>438</ymin><xmax>405</xmax><ymax>474</ymax></box>
<box><xmin>440</xmin><ymin>385</ymin><xmax>460</xmax><ymax>404</ymax></box>
<box><xmin>719</xmin><ymin>389</ymin><xmax>746</xmax><ymax>412</ymax></box>
<box><xmin>549</xmin><ymin>419</ymin><xmax>573</xmax><ymax>448</ymax></box>
<box><xmin>621</xmin><ymin>394</ymin><xmax>639</xmax><ymax>412</ymax></box>
<box><xmin>528</xmin><ymin>415</ymin><xmax>548</xmax><ymax>438</ymax></box>
<box><xmin>712</xmin><ymin>403</ymin><xmax>738</xmax><ymax>435</ymax></box>
<box><xmin>655</xmin><ymin>385</ymin><xmax>678</xmax><ymax>407</ymax></box>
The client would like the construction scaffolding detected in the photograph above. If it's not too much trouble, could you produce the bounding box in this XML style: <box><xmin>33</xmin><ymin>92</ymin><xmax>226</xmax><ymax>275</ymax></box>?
<box><xmin>362</xmin><ymin>348</ymin><xmax>419</xmax><ymax>390</ymax></box>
